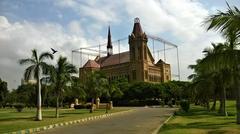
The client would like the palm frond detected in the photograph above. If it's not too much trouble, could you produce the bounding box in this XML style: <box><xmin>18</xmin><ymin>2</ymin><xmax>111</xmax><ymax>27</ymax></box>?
<box><xmin>204</xmin><ymin>3</ymin><xmax>240</xmax><ymax>39</ymax></box>
<box><xmin>24</xmin><ymin>65</ymin><xmax>36</xmax><ymax>80</ymax></box>
<box><xmin>19</xmin><ymin>58</ymin><xmax>36</xmax><ymax>65</ymax></box>
<box><xmin>39</xmin><ymin>52</ymin><xmax>53</xmax><ymax>62</ymax></box>
<box><xmin>32</xmin><ymin>49</ymin><xmax>38</xmax><ymax>63</ymax></box>
<box><xmin>39</xmin><ymin>62</ymin><xmax>52</xmax><ymax>75</ymax></box>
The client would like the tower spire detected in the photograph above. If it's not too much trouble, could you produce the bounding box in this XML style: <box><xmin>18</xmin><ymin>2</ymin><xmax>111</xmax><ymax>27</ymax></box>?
<box><xmin>107</xmin><ymin>26</ymin><xmax>113</xmax><ymax>56</ymax></box>
<box><xmin>132</xmin><ymin>17</ymin><xmax>143</xmax><ymax>36</ymax></box>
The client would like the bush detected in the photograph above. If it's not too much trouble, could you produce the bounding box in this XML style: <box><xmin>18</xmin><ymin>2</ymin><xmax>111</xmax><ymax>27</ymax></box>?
<box><xmin>74</xmin><ymin>104</ymin><xmax>92</xmax><ymax>109</ymax></box>
<box><xmin>180</xmin><ymin>99</ymin><xmax>190</xmax><ymax>112</ymax></box>
<box><xmin>74</xmin><ymin>104</ymin><xmax>85</xmax><ymax>109</ymax></box>
<box><xmin>14</xmin><ymin>103</ymin><xmax>25</xmax><ymax>112</ymax></box>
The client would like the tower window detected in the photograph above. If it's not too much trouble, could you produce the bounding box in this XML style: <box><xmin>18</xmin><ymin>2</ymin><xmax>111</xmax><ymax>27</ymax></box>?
<box><xmin>132</xmin><ymin>47</ymin><xmax>135</xmax><ymax>60</ymax></box>
<box><xmin>144</xmin><ymin>46</ymin><xmax>147</xmax><ymax>60</ymax></box>
<box><xmin>144</xmin><ymin>70</ymin><xmax>148</xmax><ymax>80</ymax></box>
<box><xmin>138</xmin><ymin>47</ymin><xmax>141</xmax><ymax>59</ymax></box>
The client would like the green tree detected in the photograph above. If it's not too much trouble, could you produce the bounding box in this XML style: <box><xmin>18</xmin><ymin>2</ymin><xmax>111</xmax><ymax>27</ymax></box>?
<box><xmin>19</xmin><ymin>49</ymin><xmax>53</xmax><ymax>121</ymax></box>
<box><xmin>105</xmin><ymin>80</ymin><xmax>123</xmax><ymax>101</ymax></box>
<box><xmin>205</xmin><ymin>4</ymin><xmax>240</xmax><ymax>123</ymax></box>
<box><xmin>0</xmin><ymin>78</ymin><xmax>8</xmax><ymax>107</ymax></box>
<box><xmin>68</xmin><ymin>76</ymin><xmax>86</xmax><ymax>103</ymax></box>
<box><xmin>84</xmin><ymin>71</ymin><xmax>108</xmax><ymax>113</ymax></box>
<box><xmin>16</xmin><ymin>84</ymin><xmax>36</xmax><ymax>107</ymax></box>
<box><xmin>188</xmin><ymin>58</ymin><xmax>215</xmax><ymax>110</ymax></box>
<box><xmin>48</xmin><ymin>56</ymin><xmax>77</xmax><ymax>118</ymax></box>
<box><xmin>203</xmin><ymin>43</ymin><xmax>230</xmax><ymax>114</ymax></box>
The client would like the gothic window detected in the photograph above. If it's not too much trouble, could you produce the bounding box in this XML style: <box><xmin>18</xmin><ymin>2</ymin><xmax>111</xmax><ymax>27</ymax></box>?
<box><xmin>132</xmin><ymin>47</ymin><xmax>135</xmax><ymax>60</ymax></box>
<box><xmin>138</xmin><ymin>47</ymin><xmax>141</xmax><ymax>59</ymax></box>
<box><xmin>144</xmin><ymin>46</ymin><xmax>147</xmax><ymax>60</ymax></box>
<box><xmin>144</xmin><ymin>70</ymin><xmax>148</xmax><ymax>80</ymax></box>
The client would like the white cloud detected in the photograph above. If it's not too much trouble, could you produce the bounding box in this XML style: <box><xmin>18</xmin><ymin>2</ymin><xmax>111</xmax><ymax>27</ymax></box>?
<box><xmin>0</xmin><ymin>0</ymin><xmax>226</xmax><ymax>89</ymax></box>
<box><xmin>0</xmin><ymin>16</ymin><xmax>89</xmax><ymax>89</ymax></box>
<box><xmin>68</xmin><ymin>20</ymin><xmax>84</xmax><ymax>35</ymax></box>
<box><xmin>0</xmin><ymin>16</ymin><xmax>11</xmax><ymax>28</ymax></box>
<box><xmin>55</xmin><ymin>0</ymin><xmax>122</xmax><ymax>24</ymax></box>
<box><xmin>122</xmin><ymin>0</ymin><xmax>223</xmax><ymax>80</ymax></box>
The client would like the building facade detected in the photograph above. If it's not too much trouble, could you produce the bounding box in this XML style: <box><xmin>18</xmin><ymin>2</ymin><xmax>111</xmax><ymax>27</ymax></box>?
<box><xmin>79</xmin><ymin>18</ymin><xmax>171</xmax><ymax>83</ymax></box>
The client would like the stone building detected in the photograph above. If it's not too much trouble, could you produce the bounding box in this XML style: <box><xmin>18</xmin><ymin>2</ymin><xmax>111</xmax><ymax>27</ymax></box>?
<box><xmin>79</xmin><ymin>18</ymin><xmax>171</xmax><ymax>83</ymax></box>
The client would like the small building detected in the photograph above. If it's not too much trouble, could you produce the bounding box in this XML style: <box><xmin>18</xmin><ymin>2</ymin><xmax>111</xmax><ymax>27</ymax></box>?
<box><xmin>79</xmin><ymin>18</ymin><xmax>171</xmax><ymax>83</ymax></box>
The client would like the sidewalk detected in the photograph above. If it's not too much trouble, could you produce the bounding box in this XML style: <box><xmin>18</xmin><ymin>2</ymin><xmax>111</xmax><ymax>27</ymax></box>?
<box><xmin>39</xmin><ymin>107</ymin><xmax>176</xmax><ymax>134</ymax></box>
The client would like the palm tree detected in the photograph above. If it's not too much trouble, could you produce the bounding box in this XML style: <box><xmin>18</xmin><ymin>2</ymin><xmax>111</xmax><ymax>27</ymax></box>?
<box><xmin>203</xmin><ymin>43</ymin><xmax>230</xmax><ymax>114</ymax></box>
<box><xmin>205</xmin><ymin>3</ymin><xmax>240</xmax><ymax>39</ymax></box>
<box><xmin>48</xmin><ymin>56</ymin><xmax>77</xmax><ymax>118</ymax></box>
<box><xmin>19</xmin><ymin>49</ymin><xmax>53</xmax><ymax>121</ymax></box>
<box><xmin>84</xmin><ymin>71</ymin><xmax>108</xmax><ymax>113</ymax></box>
<box><xmin>188</xmin><ymin>59</ymin><xmax>215</xmax><ymax>110</ymax></box>
<box><xmin>205</xmin><ymin>3</ymin><xmax>240</xmax><ymax>123</ymax></box>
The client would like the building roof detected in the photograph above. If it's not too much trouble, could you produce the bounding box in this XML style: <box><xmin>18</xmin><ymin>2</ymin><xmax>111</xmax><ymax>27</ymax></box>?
<box><xmin>107</xmin><ymin>26</ymin><xmax>112</xmax><ymax>49</ymax></box>
<box><xmin>96</xmin><ymin>51</ymin><xmax>130</xmax><ymax>67</ymax></box>
<box><xmin>83</xmin><ymin>60</ymin><xmax>100</xmax><ymax>68</ymax></box>
<box><xmin>132</xmin><ymin>18</ymin><xmax>143</xmax><ymax>36</ymax></box>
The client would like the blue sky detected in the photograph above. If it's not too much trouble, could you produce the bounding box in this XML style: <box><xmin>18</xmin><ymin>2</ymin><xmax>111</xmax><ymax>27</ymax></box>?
<box><xmin>0</xmin><ymin>0</ymin><xmax>239</xmax><ymax>89</ymax></box>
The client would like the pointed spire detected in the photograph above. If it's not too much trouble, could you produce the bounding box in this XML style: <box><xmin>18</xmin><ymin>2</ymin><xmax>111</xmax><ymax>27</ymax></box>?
<box><xmin>107</xmin><ymin>26</ymin><xmax>113</xmax><ymax>56</ymax></box>
<box><xmin>107</xmin><ymin>26</ymin><xmax>112</xmax><ymax>49</ymax></box>
<box><xmin>132</xmin><ymin>17</ymin><xmax>143</xmax><ymax>36</ymax></box>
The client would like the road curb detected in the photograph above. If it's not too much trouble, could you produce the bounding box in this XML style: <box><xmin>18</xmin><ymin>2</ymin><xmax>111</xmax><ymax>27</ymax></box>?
<box><xmin>151</xmin><ymin>112</ymin><xmax>175</xmax><ymax>134</ymax></box>
<box><xmin>5</xmin><ymin>109</ymin><xmax>135</xmax><ymax>134</ymax></box>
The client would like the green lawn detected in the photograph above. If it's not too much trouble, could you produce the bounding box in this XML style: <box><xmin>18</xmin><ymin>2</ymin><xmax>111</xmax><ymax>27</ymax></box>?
<box><xmin>0</xmin><ymin>107</ymin><xmax>129</xmax><ymax>133</ymax></box>
<box><xmin>159</xmin><ymin>100</ymin><xmax>240</xmax><ymax>134</ymax></box>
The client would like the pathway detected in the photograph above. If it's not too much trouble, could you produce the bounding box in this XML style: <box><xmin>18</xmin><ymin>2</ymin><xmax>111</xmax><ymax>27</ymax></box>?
<box><xmin>39</xmin><ymin>107</ymin><xmax>176</xmax><ymax>134</ymax></box>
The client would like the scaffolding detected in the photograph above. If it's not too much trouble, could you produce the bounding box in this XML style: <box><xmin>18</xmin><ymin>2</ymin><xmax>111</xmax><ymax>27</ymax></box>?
<box><xmin>72</xmin><ymin>34</ymin><xmax>180</xmax><ymax>80</ymax></box>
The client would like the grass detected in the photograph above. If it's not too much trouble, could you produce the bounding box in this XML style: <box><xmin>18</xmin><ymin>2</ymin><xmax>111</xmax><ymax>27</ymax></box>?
<box><xmin>0</xmin><ymin>107</ymin><xmax>129</xmax><ymax>133</ymax></box>
<box><xmin>159</xmin><ymin>100</ymin><xmax>240</xmax><ymax>134</ymax></box>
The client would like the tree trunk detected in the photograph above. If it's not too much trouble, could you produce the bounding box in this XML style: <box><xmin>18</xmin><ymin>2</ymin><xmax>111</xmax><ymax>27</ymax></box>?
<box><xmin>223</xmin><ymin>87</ymin><xmax>227</xmax><ymax>116</ymax></box>
<box><xmin>236</xmin><ymin>79</ymin><xmax>240</xmax><ymax>124</ymax></box>
<box><xmin>219</xmin><ymin>88</ymin><xmax>226</xmax><ymax>115</ymax></box>
<box><xmin>90</xmin><ymin>98</ymin><xmax>94</xmax><ymax>113</ymax></box>
<box><xmin>206</xmin><ymin>101</ymin><xmax>210</xmax><ymax>112</ymax></box>
<box><xmin>36</xmin><ymin>74</ymin><xmax>42</xmax><ymax>121</ymax></box>
<box><xmin>56</xmin><ymin>95</ymin><xmax>59</xmax><ymax>118</ymax></box>
<box><xmin>211</xmin><ymin>95</ymin><xmax>216</xmax><ymax>111</ymax></box>
<box><xmin>105</xmin><ymin>103</ymin><xmax>109</xmax><ymax>113</ymax></box>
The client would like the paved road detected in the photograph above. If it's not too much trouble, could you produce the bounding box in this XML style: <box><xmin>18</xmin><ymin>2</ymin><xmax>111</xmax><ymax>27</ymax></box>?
<box><xmin>39</xmin><ymin>107</ymin><xmax>176</xmax><ymax>134</ymax></box>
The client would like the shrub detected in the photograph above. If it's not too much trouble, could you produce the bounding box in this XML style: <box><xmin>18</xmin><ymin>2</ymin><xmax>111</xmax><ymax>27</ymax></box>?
<box><xmin>14</xmin><ymin>103</ymin><xmax>25</xmax><ymax>112</ymax></box>
<box><xmin>74</xmin><ymin>104</ymin><xmax>85</xmax><ymax>109</ymax></box>
<box><xmin>180</xmin><ymin>99</ymin><xmax>190</xmax><ymax>112</ymax></box>
<box><xmin>74</xmin><ymin>104</ymin><xmax>92</xmax><ymax>109</ymax></box>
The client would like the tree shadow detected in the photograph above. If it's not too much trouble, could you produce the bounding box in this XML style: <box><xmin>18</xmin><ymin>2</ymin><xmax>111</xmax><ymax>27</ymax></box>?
<box><xmin>207</xmin><ymin>130</ymin><xmax>227</xmax><ymax>134</ymax></box>
<box><xmin>0</xmin><ymin>116</ymin><xmax>35</xmax><ymax>121</ymax></box>
<box><xmin>160</xmin><ymin>121</ymin><xmax>232</xmax><ymax>133</ymax></box>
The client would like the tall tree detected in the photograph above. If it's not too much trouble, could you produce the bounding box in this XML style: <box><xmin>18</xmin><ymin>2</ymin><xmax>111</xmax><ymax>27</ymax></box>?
<box><xmin>105</xmin><ymin>80</ymin><xmax>123</xmax><ymax>101</ymax></box>
<box><xmin>84</xmin><ymin>71</ymin><xmax>108</xmax><ymax>113</ymax></box>
<box><xmin>205</xmin><ymin>3</ymin><xmax>240</xmax><ymax>123</ymax></box>
<box><xmin>48</xmin><ymin>56</ymin><xmax>77</xmax><ymax>118</ymax></box>
<box><xmin>19</xmin><ymin>49</ymin><xmax>53</xmax><ymax>121</ymax></box>
<box><xmin>0</xmin><ymin>78</ymin><xmax>8</xmax><ymax>107</ymax></box>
